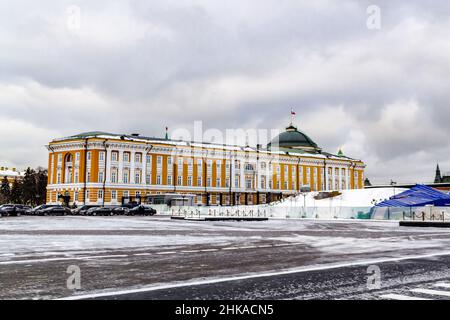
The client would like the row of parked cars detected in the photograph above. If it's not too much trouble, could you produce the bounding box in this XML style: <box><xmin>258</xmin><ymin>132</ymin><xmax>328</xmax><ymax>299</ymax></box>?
<box><xmin>0</xmin><ymin>203</ymin><xmax>157</xmax><ymax>217</ymax></box>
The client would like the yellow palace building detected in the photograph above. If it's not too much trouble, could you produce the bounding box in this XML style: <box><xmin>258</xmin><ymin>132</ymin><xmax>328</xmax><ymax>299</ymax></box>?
<box><xmin>45</xmin><ymin>123</ymin><xmax>365</xmax><ymax>206</ymax></box>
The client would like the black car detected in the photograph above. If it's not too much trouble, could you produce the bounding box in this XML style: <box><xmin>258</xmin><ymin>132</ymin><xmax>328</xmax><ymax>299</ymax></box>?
<box><xmin>72</xmin><ymin>205</ymin><xmax>100</xmax><ymax>216</ymax></box>
<box><xmin>31</xmin><ymin>204</ymin><xmax>57</xmax><ymax>215</ymax></box>
<box><xmin>0</xmin><ymin>204</ymin><xmax>26</xmax><ymax>217</ymax></box>
<box><xmin>22</xmin><ymin>205</ymin><xmax>33</xmax><ymax>215</ymax></box>
<box><xmin>128</xmin><ymin>204</ymin><xmax>157</xmax><ymax>216</ymax></box>
<box><xmin>86</xmin><ymin>206</ymin><xmax>116</xmax><ymax>216</ymax></box>
<box><xmin>36</xmin><ymin>205</ymin><xmax>71</xmax><ymax>216</ymax></box>
<box><xmin>112</xmin><ymin>206</ymin><xmax>130</xmax><ymax>215</ymax></box>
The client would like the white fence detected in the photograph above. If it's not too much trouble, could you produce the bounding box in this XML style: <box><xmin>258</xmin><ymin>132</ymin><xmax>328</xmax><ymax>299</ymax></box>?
<box><xmin>169</xmin><ymin>205</ymin><xmax>268</xmax><ymax>219</ymax></box>
<box><xmin>162</xmin><ymin>202</ymin><xmax>450</xmax><ymax>221</ymax></box>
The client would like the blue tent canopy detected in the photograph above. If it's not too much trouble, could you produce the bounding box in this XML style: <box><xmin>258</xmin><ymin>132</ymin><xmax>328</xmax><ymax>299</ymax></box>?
<box><xmin>375</xmin><ymin>184</ymin><xmax>450</xmax><ymax>207</ymax></box>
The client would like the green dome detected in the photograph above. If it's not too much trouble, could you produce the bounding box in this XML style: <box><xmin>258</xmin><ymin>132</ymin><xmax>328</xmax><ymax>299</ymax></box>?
<box><xmin>267</xmin><ymin>124</ymin><xmax>321</xmax><ymax>152</ymax></box>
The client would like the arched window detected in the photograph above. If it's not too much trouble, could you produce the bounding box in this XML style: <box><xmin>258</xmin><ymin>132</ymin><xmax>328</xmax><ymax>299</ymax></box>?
<box><xmin>64</xmin><ymin>153</ymin><xmax>74</xmax><ymax>184</ymax></box>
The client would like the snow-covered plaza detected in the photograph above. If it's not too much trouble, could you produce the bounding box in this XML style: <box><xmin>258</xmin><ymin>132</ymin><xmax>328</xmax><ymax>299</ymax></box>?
<box><xmin>1</xmin><ymin>216</ymin><xmax>450</xmax><ymax>299</ymax></box>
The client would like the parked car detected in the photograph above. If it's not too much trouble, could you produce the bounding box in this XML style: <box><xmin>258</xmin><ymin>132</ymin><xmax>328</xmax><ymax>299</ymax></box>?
<box><xmin>22</xmin><ymin>205</ymin><xmax>33</xmax><ymax>215</ymax></box>
<box><xmin>112</xmin><ymin>206</ymin><xmax>130</xmax><ymax>215</ymax></box>
<box><xmin>128</xmin><ymin>204</ymin><xmax>157</xmax><ymax>216</ymax></box>
<box><xmin>0</xmin><ymin>204</ymin><xmax>26</xmax><ymax>217</ymax></box>
<box><xmin>30</xmin><ymin>204</ymin><xmax>57</xmax><ymax>215</ymax></box>
<box><xmin>86</xmin><ymin>206</ymin><xmax>116</xmax><ymax>216</ymax></box>
<box><xmin>35</xmin><ymin>205</ymin><xmax>71</xmax><ymax>216</ymax></box>
<box><xmin>72</xmin><ymin>205</ymin><xmax>100</xmax><ymax>216</ymax></box>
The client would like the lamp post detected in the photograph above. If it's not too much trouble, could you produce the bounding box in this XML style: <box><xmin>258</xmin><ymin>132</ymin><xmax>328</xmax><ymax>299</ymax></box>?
<box><xmin>390</xmin><ymin>180</ymin><xmax>397</xmax><ymax>198</ymax></box>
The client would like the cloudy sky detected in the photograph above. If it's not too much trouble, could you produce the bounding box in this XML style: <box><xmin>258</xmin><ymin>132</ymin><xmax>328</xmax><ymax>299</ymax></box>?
<box><xmin>1</xmin><ymin>0</ymin><xmax>449</xmax><ymax>184</ymax></box>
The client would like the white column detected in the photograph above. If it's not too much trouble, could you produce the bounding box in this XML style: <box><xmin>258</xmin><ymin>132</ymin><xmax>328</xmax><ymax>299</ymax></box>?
<box><xmin>105</xmin><ymin>147</ymin><xmax>111</xmax><ymax>183</ymax></box>
<box><xmin>142</xmin><ymin>151</ymin><xmax>147</xmax><ymax>186</ymax></box>
<box><xmin>346</xmin><ymin>167</ymin><xmax>350</xmax><ymax>190</ymax></box>
<box><xmin>331</xmin><ymin>166</ymin><xmax>335</xmax><ymax>190</ymax></box>
<box><xmin>118</xmin><ymin>150</ymin><xmax>124</xmax><ymax>183</ymax></box>
<box><xmin>240</xmin><ymin>159</ymin><xmax>245</xmax><ymax>191</ymax></box>
<box><xmin>130</xmin><ymin>151</ymin><xmax>136</xmax><ymax>184</ymax></box>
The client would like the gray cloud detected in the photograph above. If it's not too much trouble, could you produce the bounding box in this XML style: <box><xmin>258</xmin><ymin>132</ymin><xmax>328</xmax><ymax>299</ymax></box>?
<box><xmin>1</xmin><ymin>0</ymin><xmax>450</xmax><ymax>184</ymax></box>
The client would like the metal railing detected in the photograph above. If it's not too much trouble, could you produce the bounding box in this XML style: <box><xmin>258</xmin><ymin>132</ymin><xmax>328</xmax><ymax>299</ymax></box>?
<box><xmin>170</xmin><ymin>206</ymin><xmax>267</xmax><ymax>219</ymax></box>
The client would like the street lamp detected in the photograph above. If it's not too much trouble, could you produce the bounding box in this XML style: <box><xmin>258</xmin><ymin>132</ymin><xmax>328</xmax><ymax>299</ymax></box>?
<box><xmin>390</xmin><ymin>180</ymin><xmax>397</xmax><ymax>198</ymax></box>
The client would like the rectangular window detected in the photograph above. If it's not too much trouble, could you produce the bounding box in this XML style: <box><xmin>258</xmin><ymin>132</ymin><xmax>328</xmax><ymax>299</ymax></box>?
<box><xmin>156</xmin><ymin>175</ymin><xmax>161</xmax><ymax>185</ymax></box>
<box><xmin>123</xmin><ymin>171</ymin><xmax>129</xmax><ymax>184</ymax></box>
<box><xmin>75</xmin><ymin>152</ymin><xmax>80</xmax><ymax>162</ymax></box>
<box><xmin>111</xmin><ymin>151</ymin><xmax>119</xmax><ymax>162</ymax></box>
<box><xmin>98</xmin><ymin>190</ymin><xmax>103</xmax><ymax>199</ymax></box>
<box><xmin>146</xmin><ymin>174</ymin><xmax>151</xmax><ymax>185</ymax></box>
<box><xmin>99</xmin><ymin>152</ymin><xmax>105</xmax><ymax>162</ymax></box>
<box><xmin>157</xmin><ymin>156</ymin><xmax>162</xmax><ymax>165</ymax></box>
<box><xmin>167</xmin><ymin>175</ymin><xmax>172</xmax><ymax>185</ymax></box>
<box><xmin>187</xmin><ymin>176</ymin><xmax>192</xmax><ymax>186</ymax></box>
<box><xmin>123</xmin><ymin>152</ymin><xmax>130</xmax><ymax>163</ymax></box>
<box><xmin>167</xmin><ymin>156</ymin><xmax>172</xmax><ymax>165</ymax></box>
<box><xmin>135</xmin><ymin>172</ymin><xmax>141</xmax><ymax>184</ymax></box>
<box><xmin>146</xmin><ymin>154</ymin><xmax>152</xmax><ymax>165</ymax></box>
<box><xmin>216</xmin><ymin>178</ymin><xmax>221</xmax><ymax>187</ymax></box>
<box><xmin>74</xmin><ymin>191</ymin><xmax>79</xmax><ymax>202</ymax></box>
<box><xmin>197</xmin><ymin>177</ymin><xmax>202</xmax><ymax>187</ymax></box>
<box><xmin>74</xmin><ymin>171</ymin><xmax>79</xmax><ymax>183</ymax></box>
<box><xmin>87</xmin><ymin>172</ymin><xmax>91</xmax><ymax>183</ymax></box>
<box><xmin>111</xmin><ymin>171</ymin><xmax>117</xmax><ymax>183</ymax></box>
<box><xmin>98</xmin><ymin>171</ymin><xmax>104</xmax><ymax>182</ymax></box>
<box><xmin>177</xmin><ymin>175</ymin><xmax>182</xmax><ymax>186</ymax></box>
<box><xmin>111</xmin><ymin>190</ymin><xmax>117</xmax><ymax>200</ymax></box>
<box><xmin>135</xmin><ymin>153</ymin><xmax>142</xmax><ymax>163</ymax></box>
<box><xmin>123</xmin><ymin>190</ymin><xmax>129</xmax><ymax>198</ymax></box>
<box><xmin>207</xmin><ymin>177</ymin><xmax>211</xmax><ymax>187</ymax></box>
<box><xmin>85</xmin><ymin>190</ymin><xmax>90</xmax><ymax>201</ymax></box>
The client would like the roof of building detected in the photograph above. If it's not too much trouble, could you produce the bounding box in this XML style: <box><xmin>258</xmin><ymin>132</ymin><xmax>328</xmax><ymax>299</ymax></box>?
<box><xmin>267</xmin><ymin>124</ymin><xmax>320</xmax><ymax>152</ymax></box>
<box><xmin>0</xmin><ymin>168</ymin><xmax>24</xmax><ymax>178</ymax></box>
<box><xmin>51</xmin><ymin>129</ymin><xmax>362</xmax><ymax>163</ymax></box>
<box><xmin>375</xmin><ymin>184</ymin><xmax>450</xmax><ymax>207</ymax></box>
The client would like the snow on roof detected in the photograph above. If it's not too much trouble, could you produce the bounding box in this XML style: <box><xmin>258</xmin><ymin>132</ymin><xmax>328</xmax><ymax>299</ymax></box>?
<box><xmin>52</xmin><ymin>132</ymin><xmax>362</xmax><ymax>162</ymax></box>
<box><xmin>0</xmin><ymin>168</ymin><xmax>25</xmax><ymax>178</ymax></box>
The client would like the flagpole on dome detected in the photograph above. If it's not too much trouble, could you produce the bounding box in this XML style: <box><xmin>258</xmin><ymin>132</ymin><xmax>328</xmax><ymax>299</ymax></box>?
<box><xmin>290</xmin><ymin>108</ymin><xmax>296</xmax><ymax>126</ymax></box>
